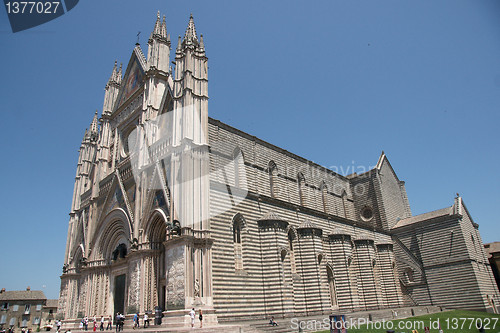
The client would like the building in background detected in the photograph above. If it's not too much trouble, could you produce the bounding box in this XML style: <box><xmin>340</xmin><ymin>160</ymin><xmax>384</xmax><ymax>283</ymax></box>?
<box><xmin>0</xmin><ymin>288</ymin><xmax>58</xmax><ymax>331</ymax></box>
<box><xmin>484</xmin><ymin>242</ymin><xmax>500</xmax><ymax>293</ymax></box>
<box><xmin>57</xmin><ymin>11</ymin><xmax>500</xmax><ymax>328</ymax></box>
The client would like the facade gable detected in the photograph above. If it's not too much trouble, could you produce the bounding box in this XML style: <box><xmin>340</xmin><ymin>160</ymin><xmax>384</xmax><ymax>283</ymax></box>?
<box><xmin>115</xmin><ymin>49</ymin><xmax>146</xmax><ymax>111</ymax></box>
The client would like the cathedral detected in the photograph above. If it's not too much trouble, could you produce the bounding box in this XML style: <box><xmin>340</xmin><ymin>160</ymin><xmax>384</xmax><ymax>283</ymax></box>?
<box><xmin>58</xmin><ymin>12</ymin><xmax>500</xmax><ymax>326</ymax></box>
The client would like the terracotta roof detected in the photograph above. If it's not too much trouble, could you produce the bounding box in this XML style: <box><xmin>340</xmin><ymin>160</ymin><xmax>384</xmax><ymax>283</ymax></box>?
<box><xmin>484</xmin><ymin>242</ymin><xmax>500</xmax><ymax>258</ymax></box>
<box><xmin>44</xmin><ymin>299</ymin><xmax>58</xmax><ymax>309</ymax></box>
<box><xmin>0</xmin><ymin>290</ymin><xmax>46</xmax><ymax>301</ymax></box>
<box><xmin>392</xmin><ymin>207</ymin><xmax>453</xmax><ymax>229</ymax></box>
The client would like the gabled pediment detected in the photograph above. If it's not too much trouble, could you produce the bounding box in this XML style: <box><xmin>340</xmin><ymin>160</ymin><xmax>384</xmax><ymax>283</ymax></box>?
<box><xmin>115</xmin><ymin>45</ymin><xmax>147</xmax><ymax>111</ymax></box>
<box><xmin>98</xmin><ymin>175</ymin><xmax>127</xmax><ymax>222</ymax></box>
<box><xmin>376</xmin><ymin>151</ymin><xmax>401</xmax><ymax>182</ymax></box>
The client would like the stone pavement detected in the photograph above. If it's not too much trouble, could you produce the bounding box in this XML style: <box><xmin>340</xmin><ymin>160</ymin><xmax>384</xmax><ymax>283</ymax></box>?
<box><xmin>63</xmin><ymin>306</ymin><xmax>445</xmax><ymax>333</ymax></box>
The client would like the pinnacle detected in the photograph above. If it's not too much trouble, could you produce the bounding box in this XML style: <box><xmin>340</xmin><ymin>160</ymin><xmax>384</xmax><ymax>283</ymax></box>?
<box><xmin>176</xmin><ymin>35</ymin><xmax>182</xmax><ymax>52</ymax></box>
<box><xmin>161</xmin><ymin>15</ymin><xmax>167</xmax><ymax>39</ymax></box>
<box><xmin>108</xmin><ymin>61</ymin><xmax>118</xmax><ymax>84</ymax></box>
<box><xmin>153</xmin><ymin>11</ymin><xmax>162</xmax><ymax>36</ymax></box>
<box><xmin>150</xmin><ymin>11</ymin><xmax>168</xmax><ymax>41</ymax></box>
<box><xmin>183</xmin><ymin>13</ymin><xmax>198</xmax><ymax>45</ymax></box>
<box><xmin>90</xmin><ymin>111</ymin><xmax>99</xmax><ymax>132</ymax></box>
<box><xmin>83</xmin><ymin>128</ymin><xmax>88</xmax><ymax>142</ymax></box>
<box><xmin>198</xmin><ymin>34</ymin><xmax>205</xmax><ymax>51</ymax></box>
<box><xmin>88</xmin><ymin>111</ymin><xmax>100</xmax><ymax>142</ymax></box>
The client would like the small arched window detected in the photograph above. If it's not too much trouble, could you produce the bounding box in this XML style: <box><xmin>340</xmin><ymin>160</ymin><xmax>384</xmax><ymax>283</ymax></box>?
<box><xmin>288</xmin><ymin>229</ymin><xmax>297</xmax><ymax>274</ymax></box>
<box><xmin>320</xmin><ymin>181</ymin><xmax>328</xmax><ymax>213</ymax></box>
<box><xmin>268</xmin><ymin>161</ymin><xmax>278</xmax><ymax>198</ymax></box>
<box><xmin>233</xmin><ymin>148</ymin><xmax>244</xmax><ymax>188</ymax></box>
<box><xmin>326</xmin><ymin>265</ymin><xmax>337</xmax><ymax>307</ymax></box>
<box><xmin>233</xmin><ymin>214</ymin><xmax>245</xmax><ymax>270</ymax></box>
<box><xmin>233</xmin><ymin>219</ymin><xmax>242</xmax><ymax>244</ymax></box>
<box><xmin>280</xmin><ymin>249</ymin><xmax>287</xmax><ymax>262</ymax></box>
<box><xmin>404</xmin><ymin>268</ymin><xmax>414</xmax><ymax>283</ymax></box>
<box><xmin>298</xmin><ymin>173</ymin><xmax>306</xmax><ymax>206</ymax></box>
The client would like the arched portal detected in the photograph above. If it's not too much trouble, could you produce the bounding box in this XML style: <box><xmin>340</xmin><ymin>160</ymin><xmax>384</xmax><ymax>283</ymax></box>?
<box><xmin>89</xmin><ymin>208</ymin><xmax>132</xmax><ymax>316</ymax></box>
<box><xmin>143</xmin><ymin>208</ymin><xmax>168</xmax><ymax>311</ymax></box>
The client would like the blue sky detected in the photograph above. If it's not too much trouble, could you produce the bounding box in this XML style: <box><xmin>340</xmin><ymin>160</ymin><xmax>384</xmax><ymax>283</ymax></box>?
<box><xmin>0</xmin><ymin>1</ymin><xmax>499</xmax><ymax>299</ymax></box>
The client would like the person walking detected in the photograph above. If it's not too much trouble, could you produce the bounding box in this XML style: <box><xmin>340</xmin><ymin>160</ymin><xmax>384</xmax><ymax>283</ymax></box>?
<box><xmin>189</xmin><ymin>308</ymin><xmax>195</xmax><ymax>328</ymax></box>
<box><xmin>106</xmin><ymin>316</ymin><xmax>112</xmax><ymax>330</ymax></box>
<box><xmin>133</xmin><ymin>313</ymin><xmax>138</xmax><ymax>329</ymax></box>
<box><xmin>100</xmin><ymin>316</ymin><xmax>104</xmax><ymax>331</ymax></box>
<box><xmin>198</xmin><ymin>309</ymin><xmax>203</xmax><ymax>328</ymax></box>
<box><xmin>143</xmin><ymin>313</ymin><xmax>149</xmax><ymax>329</ymax></box>
<box><xmin>114</xmin><ymin>313</ymin><xmax>120</xmax><ymax>332</ymax></box>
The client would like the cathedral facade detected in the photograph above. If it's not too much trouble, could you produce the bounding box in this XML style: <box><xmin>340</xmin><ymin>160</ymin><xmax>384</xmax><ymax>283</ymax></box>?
<box><xmin>58</xmin><ymin>12</ymin><xmax>499</xmax><ymax>326</ymax></box>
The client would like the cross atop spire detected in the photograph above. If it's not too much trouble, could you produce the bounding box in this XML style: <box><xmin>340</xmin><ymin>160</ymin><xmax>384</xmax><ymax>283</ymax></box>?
<box><xmin>183</xmin><ymin>13</ymin><xmax>198</xmax><ymax>46</ymax></box>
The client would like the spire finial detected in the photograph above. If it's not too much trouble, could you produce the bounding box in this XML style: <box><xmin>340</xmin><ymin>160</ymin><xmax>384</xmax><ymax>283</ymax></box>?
<box><xmin>89</xmin><ymin>112</ymin><xmax>99</xmax><ymax>142</ymax></box>
<box><xmin>152</xmin><ymin>11</ymin><xmax>161</xmax><ymax>36</ymax></box>
<box><xmin>176</xmin><ymin>35</ymin><xmax>182</xmax><ymax>52</ymax></box>
<box><xmin>161</xmin><ymin>15</ymin><xmax>167</xmax><ymax>38</ymax></box>
<box><xmin>83</xmin><ymin>128</ymin><xmax>88</xmax><ymax>142</ymax></box>
<box><xmin>108</xmin><ymin>61</ymin><xmax>118</xmax><ymax>84</ymax></box>
<box><xmin>117</xmin><ymin>63</ymin><xmax>123</xmax><ymax>84</ymax></box>
<box><xmin>183</xmin><ymin>13</ymin><xmax>198</xmax><ymax>45</ymax></box>
<box><xmin>198</xmin><ymin>34</ymin><xmax>205</xmax><ymax>51</ymax></box>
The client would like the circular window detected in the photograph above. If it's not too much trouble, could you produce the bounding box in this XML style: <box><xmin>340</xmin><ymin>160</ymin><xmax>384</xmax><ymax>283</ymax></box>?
<box><xmin>361</xmin><ymin>206</ymin><xmax>374</xmax><ymax>221</ymax></box>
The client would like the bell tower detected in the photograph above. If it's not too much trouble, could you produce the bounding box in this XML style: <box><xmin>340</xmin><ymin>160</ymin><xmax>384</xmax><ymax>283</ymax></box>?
<box><xmin>160</xmin><ymin>14</ymin><xmax>215</xmax><ymax>325</ymax></box>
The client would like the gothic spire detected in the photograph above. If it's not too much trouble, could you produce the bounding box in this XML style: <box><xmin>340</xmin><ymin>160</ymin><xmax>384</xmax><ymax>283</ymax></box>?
<box><xmin>89</xmin><ymin>110</ymin><xmax>99</xmax><ymax>142</ymax></box>
<box><xmin>117</xmin><ymin>63</ymin><xmax>123</xmax><ymax>84</ymax></box>
<box><xmin>176</xmin><ymin>35</ymin><xmax>182</xmax><ymax>52</ymax></box>
<box><xmin>183</xmin><ymin>14</ymin><xmax>198</xmax><ymax>46</ymax></box>
<box><xmin>82</xmin><ymin>128</ymin><xmax>88</xmax><ymax>143</ymax></box>
<box><xmin>198</xmin><ymin>34</ymin><xmax>205</xmax><ymax>52</ymax></box>
<box><xmin>154</xmin><ymin>11</ymin><xmax>161</xmax><ymax>35</ymax></box>
<box><xmin>161</xmin><ymin>15</ymin><xmax>168</xmax><ymax>40</ymax></box>
<box><xmin>107</xmin><ymin>61</ymin><xmax>118</xmax><ymax>85</ymax></box>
